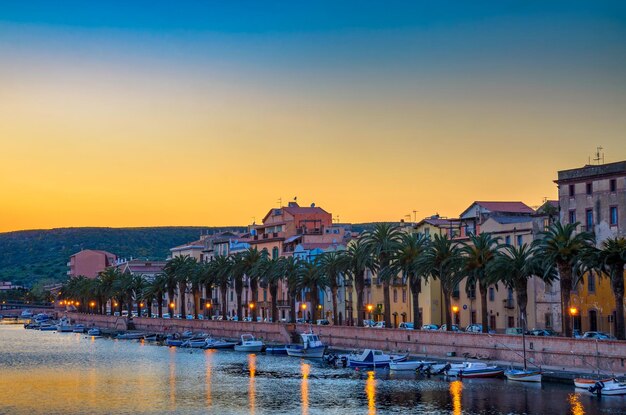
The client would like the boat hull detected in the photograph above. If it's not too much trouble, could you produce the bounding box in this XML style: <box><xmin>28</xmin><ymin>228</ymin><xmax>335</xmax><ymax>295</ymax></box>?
<box><xmin>286</xmin><ymin>345</ymin><xmax>325</xmax><ymax>358</ymax></box>
<box><xmin>448</xmin><ymin>368</ymin><xmax>504</xmax><ymax>378</ymax></box>
<box><xmin>234</xmin><ymin>344</ymin><xmax>264</xmax><ymax>352</ymax></box>
<box><xmin>389</xmin><ymin>361</ymin><xmax>435</xmax><ymax>371</ymax></box>
<box><xmin>204</xmin><ymin>341</ymin><xmax>236</xmax><ymax>349</ymax></box>
<box><xmin>505</xmin><ymin>370</ymin><xmax>542</xmax><ymax>383</ymax></box>
<box><xmin>165</xmin><ymin>339</ymin><xmax>184</xmax><ymax>347</ymax></box>
<box><xmin>265</xmin><ymin>347</ymin><xmax>288</xmax><ymax>355</ymax></box>
<box><xmin>574</xmin><ymin>378</ymin><xmax>615</xmax><ymax>389</ymax></box>
<box><xmin>348</xmin><ymin>355</ymin><xmax>408</xmax><ymax>368</ymax></box>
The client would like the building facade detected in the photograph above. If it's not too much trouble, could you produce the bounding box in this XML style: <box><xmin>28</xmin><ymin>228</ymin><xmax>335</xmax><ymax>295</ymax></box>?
<box><xmin>68</xmin><ymin>249</ymin><xmax>117</xmax><ymax>279</ymax></box>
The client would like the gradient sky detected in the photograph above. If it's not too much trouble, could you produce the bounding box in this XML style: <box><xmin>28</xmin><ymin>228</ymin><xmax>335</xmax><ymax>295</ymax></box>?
<box><xmin>1</xmin><ymin>1</ymin><xmax>625</xmax><ymax>232</ymax></box>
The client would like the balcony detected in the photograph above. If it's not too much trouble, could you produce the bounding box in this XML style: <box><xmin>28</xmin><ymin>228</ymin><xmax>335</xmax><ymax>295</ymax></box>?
<box><xmin>503</xmin><ymin>299</ymin><xmax>515</xmax><ymax>309</ymax></box>
<box><xmin>277</xmin><ymin>300</ymin><xmax>290</xmax><ymax>308</ymax></box>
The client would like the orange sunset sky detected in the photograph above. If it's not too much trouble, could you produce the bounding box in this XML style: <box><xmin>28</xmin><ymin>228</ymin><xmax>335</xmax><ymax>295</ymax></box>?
<box><xmin>1</xmin><ymin>2</ymin><xmax>625</xmax><ymax>232</ymax></box>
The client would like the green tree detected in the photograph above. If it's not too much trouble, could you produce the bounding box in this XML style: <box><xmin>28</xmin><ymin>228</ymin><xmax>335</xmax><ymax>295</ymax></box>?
<box><xmin>596</xmin><ymin>237</ymin><xmax>626</xmax><ymax>340</ymax></box>
<box><xmin>318</xmin><ymin>251</ymin><xmax>350</xmax><ymax>325</ymax></box>
<box><xmin>345</xmin><ymin>240</ymin><xmax>376</xmax><ymax>326</ymax></box>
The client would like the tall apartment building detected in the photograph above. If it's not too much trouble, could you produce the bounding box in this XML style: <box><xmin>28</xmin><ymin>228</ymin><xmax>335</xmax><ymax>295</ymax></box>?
<box><xmin>67</xmin><ymin>249</ymin><xmax>117</xmax><ymax>279</ymax></box>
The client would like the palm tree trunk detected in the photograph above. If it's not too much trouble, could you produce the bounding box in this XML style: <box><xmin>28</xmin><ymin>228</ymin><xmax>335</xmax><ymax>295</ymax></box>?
<box><xmin>355</xmin><ymin>273</ymin><xmax>365</xmax><ymax>327</ymax></box>
<box><xmin>157</xmin><ymin>295</ymin><xmax>163</xmax><ymax>318</ymax></box>
<box><xmin>383</xmin><ymin>281</ymin><xmax>391</xmax><ymax>328</ymax></box>
<box><xmin>193</xmin><ymin>286</ymin><xmax>200</xmax><ymax>319</ymax></box>
<box><xmin>235</xmin><ymin>278</ymin><xmax>243</xmax><ymax>320</ymax></box>
<box><xmin>167</xmin><ymin>289</ymin><xmax>175</xmax><ymax>314</ymax></box>
<box><xmin>147</xmin><ymin>299</ymin><xmax>152</xmax><ymax>318</ymax></box>
<box><xmin>516</xmin><ymin>286</ymin><xmax>528</xmax><ymax>333</ymax></box>
<box><xmin>559</xmin><ymin>263</ymin><xmax>573</xmax><ymax>337</ymax></box>
<box><xmin>480</xmin><ymin>283</ymin><xmax>489</xmax><ymax>333</ymax></box>
<box><xmin>611</xmin><ymin>267</ymin><xmax>625</xmax><ymax>340</ymax></box>
<box><xmin>221</xmin><ymin>284</ymin><xmax>228</xmax><ymax>318</ymax></box>
<box><xmin>270</xmin><ymin>283</ymin><xmax>278</xmax><ymax>323</ymax></box>
<box><xmin>311</xmin><ymin>285</ymin><xmax>319</xmax><ymax>321</ymax></box>
<box><xmin>443</xmin><ymin>288</ymin><xmax>452</xmax><ymax>330</ymax></box>
<box><xmin>251</xmin><ymin>281</ymin><xmax>258</xmax><ymax>321</ymax></box>
<box><xmin>136</xmin><ymin>300</ymin><xmax>141</xmax><ymax>317</ymax></box>
<box><xmin>411</xmin><ymin>277</ymin><xmax>422</xmax><ymax>328</ymax></box>
<box><xmin>179</xmin><ymin>283</ymin><xmax>187</xmax><ymax>318</ymax></box>
<box><xmin>331</xmin><ymin>285</ymin><xmax>339</xmax><ymax>325</ymax></box>
<box><xmin>289</xmin><ymin>291</ymin><xmax>297</xmax><ymax>323</ymax></box>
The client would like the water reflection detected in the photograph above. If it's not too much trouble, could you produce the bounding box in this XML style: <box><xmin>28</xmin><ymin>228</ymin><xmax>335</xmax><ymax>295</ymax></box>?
<box><xmin>568</xmin><ymin>393</ymin><xmax>585</xmax><ymax>415</ymax></box>
<box><xmin>301</xmin><ymin>362</ymin><xmax>310</xmax><ymax>415</ymax></box>
<box><xmin>366</xmin><ymin>370</ymin><xmax>376</xmax><ymax>415</ymax></box>
<box><xmin>450</xmin><ymin>380</ymin><xmax>463</xmax><ymax>415</ymax></box>
<box><xmin>169</xmin><ymin>347</ymin><xmax>176</xmax><ymax>410</ymax></box>
<box><xmin>205</xmin><ymin>349</ymin><xmax>215</xmax><ymax>408</ymax></box>
<box><xmin>248</xmin><ymin>353</ymin><xmax>256</xmax><ymax>415</ymax></box>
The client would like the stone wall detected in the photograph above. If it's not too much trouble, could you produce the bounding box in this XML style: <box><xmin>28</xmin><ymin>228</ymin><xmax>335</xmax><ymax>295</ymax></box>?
<box><xmin>68</xmin><ymin>313</ymin><xmax>626</xmax><ymax>373</ymax></box>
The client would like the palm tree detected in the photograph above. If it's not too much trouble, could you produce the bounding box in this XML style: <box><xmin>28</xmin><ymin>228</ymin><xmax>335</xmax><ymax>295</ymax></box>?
<box><xmin>490</xmin><ymin>244</ymin><xmax>556</xmax><ymax>333</ymax></box>
<box><xmin>144</xmin><ymin>273</ymin><xmax>167</xmax><ymax>318</ymax></box>
<box><xmin>211</xmin><ymin>255</ymin><xmax>233</xmax><ymax>318</ymax></box>
<box><xmin>345</xmin><ymin>240</ymin><xmax>376</xmax><ymax>326</ymax></box>
<box><xmin>112</xmin><ymin>270</ymin><xmax>135</xmax><ymax>316</ymax></box>
<box><xmin>390</xmin><ymin>233</ymin><xmax>430</xmax><ymax>328</ymax></box>
<box><xmin>244</xmin><ymin>248</ymin><xmax>265</xmax><ymax>322</ymax></box>
<box><xmin>188</xmin><ymin>261</ymin><xmax>203</xmax><ymax>319</ymax></box>
<box><xmin>298</xmin><ymin>259</ymin><xmax>327</xmax><ymax>322</ymax></box>
<box><xmin>198</xmin><ymin>261</ymin><xmax>215</xmax><ymax>318</ymax></box>
<box><xmin>597</xmin><ymin>237</ymin><xmax>626</xmax><ymax>340</ymax></box>
<box><xmin>318</xmin><ymin>251</ymin><xmax>350</xmax><ymax>325</ymax></box>
<box><xmin>164</xmin><ymin>255</ymin><xmax>197</xmax><ymax>318</ymax></box>
<box><xmin>418</xmin><ymin>234</ymin><xmax>464</xmax><ymax>331</ymax></box>
<box><xmin>536</xmin><ymin>221</ymin><xmax>594</xmax><ymax>337</ymax></box>
<box><xmin>462</xmin><ymin>233</ymin><xmax>501</xmax><ymax>333</ymax></box>
<box><xmin>163</xmin><ymin>260</ymin><xmax>180</xmax><ymax>315</ymax></box>
<box><xmin>260</xmin><ymin>257</ymin><xmax>282</xmax><ymax>323</ymax></box>
<box><xmin>132</xmin><ymin>274</ymin><xmax>147</xmax><ymax>317</ymax></box>
<box><xmin>97</xmin><ymin>267</ymin><xmax>119</xmax><ymax>315</ymax></box>
<box><xmin>362</xmin><ymin>223</ymin><xmax>403</xmax><ymax>328</ymax></box>
<box><xmin>281</xmin><ymin>256</ymin><xmax>302</xmax><ymax>323</ymax></box>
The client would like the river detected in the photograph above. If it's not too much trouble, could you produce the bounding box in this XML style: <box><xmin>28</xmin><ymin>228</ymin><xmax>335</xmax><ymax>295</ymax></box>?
<box><xmin>0</xmin><ymin>324</ymin><xmax>622</xmax><ymax>414</ymax></box>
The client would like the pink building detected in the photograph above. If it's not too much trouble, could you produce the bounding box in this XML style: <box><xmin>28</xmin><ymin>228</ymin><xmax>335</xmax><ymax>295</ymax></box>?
<box><xmin>67</xmin><ymin>250</ymin><xmax>117</xmax><ymax>279</ymax></box>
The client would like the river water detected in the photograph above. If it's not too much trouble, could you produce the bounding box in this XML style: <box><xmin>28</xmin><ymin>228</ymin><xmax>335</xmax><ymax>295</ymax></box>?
<box><xmin>0</xmin><ymin>324</ymin><xmax>623</xmax><ymax>415</ymax></box>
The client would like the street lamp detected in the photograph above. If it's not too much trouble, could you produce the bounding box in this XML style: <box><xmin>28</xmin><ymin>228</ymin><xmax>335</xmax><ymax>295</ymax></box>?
<box><xmin>366</xmin><ymin>304</ymin><xmax>373</xmax><ymax>321</ymax></box>
<box><xmin>169</xmin><ymin>302</ymin><xmax>175</xmax><ymax>309</ymax></box>
<box><xmin>569</xmin><ymin>307</ymin><xmax>579</xmax><ymax>316</ymax></box>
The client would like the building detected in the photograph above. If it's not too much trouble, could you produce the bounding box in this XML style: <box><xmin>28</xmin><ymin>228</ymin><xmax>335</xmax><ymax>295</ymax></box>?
<box><xmin>115</xmin><ymin>259</ymin><xmax>166</xmax><ymax>281</ymax></box>
<box><xmin>556</xmin><ymin>160</ymin><xmax>626</xmax><ymax>335</ymax></box>
<box><xmin>68</xmin><ymin>249</ymin><xmax>117</xmax><ymax>279</ymax></box>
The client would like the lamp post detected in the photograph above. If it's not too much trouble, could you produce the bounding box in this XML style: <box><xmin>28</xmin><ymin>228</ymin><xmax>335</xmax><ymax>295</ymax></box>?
<box><xmin>89</xmin><ymin>301</ymin><xmax>95</xmax><ymax>314</ymax></box>
<box><xmin>569</xmin><ymin>307</ymin><xmax>579</xmax><ymax>333</ymax></box>
<box><xmin>452</xmin><ymin>305</ymin><xmax>459</xmax><ymax>326</ymax></box>
<box><xmin>249</xmin><ymin>302</ymin><xmax>255</xmax><ymax>321</ymax></box>
<box><xmin>205</xmin><ymin>302</ymin><xmax>212</xmax><ymax>318</ymax></box>
<box><xmin>367</xmin><ymin>304</ymin><xmax>373</xmax><ymax>322</ymax></box>
<box><xmin>301</xmin><ymin>303</ymin><xmax>307</xmax><ymax>321</ymax></box>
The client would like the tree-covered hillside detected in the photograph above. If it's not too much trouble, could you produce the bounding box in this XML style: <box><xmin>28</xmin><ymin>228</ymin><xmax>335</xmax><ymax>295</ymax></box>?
<box><xmin>0</xmin><ymin>227</ymin><xmax>245</xmax><ymax>287</ymax></box>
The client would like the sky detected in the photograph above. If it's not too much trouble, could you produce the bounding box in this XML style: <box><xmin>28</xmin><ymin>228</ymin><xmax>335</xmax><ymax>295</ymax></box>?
<box><xmin>1</xmin><ymin>1</ymin><xmax>625</xmax><ymax>232</ymax></box>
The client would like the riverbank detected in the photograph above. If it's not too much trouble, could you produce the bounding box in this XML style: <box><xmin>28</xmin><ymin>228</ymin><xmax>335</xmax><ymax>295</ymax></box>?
<box><xmin>68</xmin><ymin>312</ymin><xmax>626</xmax><ymax>379</ymax></box>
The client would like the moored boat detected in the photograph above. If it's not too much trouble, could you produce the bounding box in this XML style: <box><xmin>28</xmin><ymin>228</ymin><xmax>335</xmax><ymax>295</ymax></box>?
<box><xmin>204</xmin><ymin>337</ymin><xmax>237</xmax><ymax>349</ymax></box>
<box><xmin>574</xmin><ymin>377</ymin><xmax>617</xmax><ymax>389</ymax></box>
<box><xmin>504</xmin><ymin>369</ymin><xmax>542</xmax><ymax>383</ymax></box>
<box><xmin>286</xmin><ymin>332</ymin><xmax>326</xmax><ymax>358</ymax></box>
<box><xmin>73</xmin><ymin>324</ymin><xmax>85</xmax><ymax>333</ymax></box>
<box><xmin>234</xmin><ymin>334</ymin><xmax>264</xmax><ymax>352</ymax></box>
<box><xmin>446</xmin><ymin>362</ymin><xmax>504</xmax><ymax>378</ymax></box>
<box><xmin>347</xmin><ymin>349</ymin><xmax>408</xmax><ymax>368</ymax></box>
<box><xmin>116</xmin><ymin>332</ymin><xmax>144</xmax><ymax>340</ymax></box>
<box><xmin>265</xmin><ymin>346</ymin><xmax>288</xmax><ymax>355</ymax></box>
<box><xmin>40</xmin><ymin>324</ymin><xmax>56</xmax><ymax>331</ymax></box>
<box><xmin>56</xmin><ymin>317</ymin><xmax>73</xmax><ymax>332</ymax></box>
<box><xmin>586</xmin><ymin>380</ymin><xmax>626</xmax><ymax>396</ymax></box>
<box><xmin>87</xmin><ymin>328</ymin><xmax>101</xmax><ymax>336</ymax></box>
<box><xmin>389</xmin><ymin>360</ymin><xmax>436</xmax><ymax>371</ymax></box>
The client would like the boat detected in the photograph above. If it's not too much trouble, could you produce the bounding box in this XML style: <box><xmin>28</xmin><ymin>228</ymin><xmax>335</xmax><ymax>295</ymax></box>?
<box><xmin>182</xmin><ymin>338</ymin><xmax>208</xmax><ymax>348</ymax></box>
<box><xmin>116</xmin><ymin>332</ymin><xmax>144</xmax><ymax>340</ymax></box>
<box><xmin>574</xmin><ymin>377</ymin><xmax>618</xmax><ymax>389</ymax></box>
<box><xmin>165</xmin><ymin>338</ymin><xmax>184</xmax><ymax>347</ymax></box>
<box><xmin>389</xmin><ymin>360</ymin><xmax>436</xmax><ymax>371</ymax></box>
<box><xmin>56</xmin><ymin>317</ymin><xmax>73</xmax><ymax>332</ymax></box>
<box><xmin>203</xmin><ymin>337</ymin><xmax>237</xmax><ymax>349</ymax></box>
<box><xmin>87</xmin><ymin>328</ymin><xmax>101</xmax><ymax>336</ymax></box>
<box><xmin>265</xmin><ymin>346</ymin><xmax>288</xmax><ymax>355</ymax></box>
<box><xmin>234</xmin><ymin>334</ymin><xmax>264</xmax><ymax>352</ymax></box>
<box><xmin>586</xmin><ymin>380</ymin><xmax>626</xmax><ymax>396</ymax></box>
<box><xmin>504</xmin><ymin>369</ymin><xmax>542</xmax><ymax>383</ymax></box>
<box><xmin>347</xmin><ymin>349</ymin><xmax>408</xmax><ymax>368</ymax></box>
<box><xmin>143</xmin><ymin>333</ymin><xmax>161</xmax><ymax>342</ymax></box>
<box><xmin>40</xmin><ymin>324</ymin><xmax>56</xmax><ymax>331</ymax></box>
<box><xmin>504</xmin><ymin>313</ymin><xmax>542</xmax><ymax>382</ymax></box>
<box><xmin>34</xmin><ymin>313</ymin><xmax>50</xmax><ymax>323</ymax></box>
<box><xmin>20</xmin><ymin>310</ymin><xmax>33</xmax><ymax>318</ymax></box>
<box><xmin>286</xmin><ymin>332</ymin><xmax>326</xmax><ymax>358</ymax></box>
<box><xmin>446</xmin><ymin>362</ymin><xmax>504</xmax><ymax>378</ymax></box>
<box><xmin>72</xmin><ymin>324</ymin><xmax>85</xmax><ymax>333</ymax></box>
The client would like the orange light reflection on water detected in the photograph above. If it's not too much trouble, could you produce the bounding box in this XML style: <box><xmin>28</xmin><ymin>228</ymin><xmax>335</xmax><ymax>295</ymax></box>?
<box><xmin>301</xmin><ymin>362</ymin><xmax>310</xmax><ymax>415</ymax></box>
<box><xmin>169</xmin><ymin>347</ymin><xmax>176</xmax><ymax>410</ymax></box>
<box><xmin>568</xmin><ymin>393</ymin><xmax>585</xmax><ymax>415</ymax></box>
<box><xmin>450</xmin><ymin>380</ymin><xmax>463</xmax><ymax>415</ymax></box>
<box><xmin>248</xmin><ymin>353</ymin><xmax>256</xmax><ymax>415</ymax></box>
<box><xmin>366</xmin><ymin>370</ymin><xmax>376</xmax><ymax>415</ymax></box>
<box><xmin>205</xmin><ymin>349</ymin><xmax>215</xmax><ymax>408</ymax></box>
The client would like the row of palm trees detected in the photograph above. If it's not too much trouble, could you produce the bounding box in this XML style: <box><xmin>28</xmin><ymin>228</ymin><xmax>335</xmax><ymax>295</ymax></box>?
<box><xmin>60</xmin><ymin>221</ymin><xmax>626</xmax><ymax>339</ymax></box>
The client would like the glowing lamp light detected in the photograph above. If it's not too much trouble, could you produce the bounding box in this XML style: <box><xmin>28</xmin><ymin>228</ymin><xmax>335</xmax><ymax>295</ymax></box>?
<box><xmin>89</xmin><ymin>301</ymin><xmax>95</xmax><ymax>307</ymax></box>
<box><xmin>114</xmin><ymin>302</ymin><xmax>118</xmax><ymax>307</ymax></box>
<box><xmin>206</xmin><ymin>303</ymin><xmax>212</xmax><ymax>309</ymax></box>
<box><xmin>301</xmin><ymin>303</ymin><xmax>307</xmax><ymax>310</ymax></box>
<box><xmin>249</xmin><ymin>303</ymin><xmax>255</xmax><ymax>309</ymax></box>
<box><xmin>317</xmin><ymin>304</ymin><xmax>322</xmax><ymax>309</ymax></box>
<box><xmin>569</xmin><ymin>307</ymin><xmax>579</xmax><ymax>316</ymax></box>
<box><xmin>366</xmin><ymin>304</ymin><xmax>373</xmax><ymax>312</ymax></box>
<box><xmin>169</xmin><ymin>302</ymin><xmax>175</xmax><ymax>309</ymax></box>
<box><xmin>452</xmin><ymin>306</ymin><xmax>459</xmax><ymax>313</ymax></box>
<box><xmin>75</xmin><ymin>302</ymin><xmax>80</xmax><ymax>306</ymax></box>
<box><xmin>139</xmin><ymin>303</ymin><xmax>144</xmax><ymax>308</ymax></box>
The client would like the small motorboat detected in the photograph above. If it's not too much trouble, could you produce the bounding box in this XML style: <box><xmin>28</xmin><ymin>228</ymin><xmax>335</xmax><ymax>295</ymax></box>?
<box><xmin>234</xmin><ymin>334</ymin><xmax>264</xmax><ymax>352</ymax></box>
<box><xmin>347</xmin><ymin>349</ymin><xmax>408</xmax><ymax>368</ymax></box>
<box><xmin>56</xmin><ymin>317</ymin><xmax>73</xmax><ymax>332</ymax></box>
<box><xmin>586</xmin><ymin>380</ymin><xmax>626</xmax><ymax>396</ymax></box>
<box><xmin>165</xmin><ymin>338</ymin><xmax>184</xmax><ymax>347</ymax></box>
<box><xmin>204</xmin><ymin>337</ymin><xmax>237</xmax><ymax>349</ymax></box>
<box><xmin>116</xmin><ymin>332</ymin><xmax>144</xmax><ymax>340</ymax></box>
<box><xmin>34</xmin><ymin>313</ymin><xmax>50</xmax><ymax>323</ymax></box>
<box><xmin>182</xmin><ymin>338</ymin><xmax>208</xmax><ymax>348</ymax></box>
<box><xmin>20</xmin><ymin>310</ymin><xmax>33</xmax><ymax>318</ymax></box>
<box><xmin>504</xmin><ymin>369</ymin><xmax>542</xmax><ymax>383</ymax></box>
<box><xmin>143</xmin><ymin>333</ymin><xmax>161</xmax><ymax>342</ymax></box>
<box><xmin>574</xmin><ymin>377</ymin><xmax>617</xmax><ymax>389</ymax></box>
<box><xmin>389</xmin><ymin>360</ymin><xmax>436</xmax><ymax>371</ymax></box>
<box><xmin>445</xmin><ymin>362</ymin><xmax>504</xmax><ymax>378</ymax></box>
<box><xmin>266</xmin><ymin>346</ymin><xmax>288</xmax><ymax>355</ymax></box>
<box><xmin>72</xmin><ymin>324</ymin><xmax>85</xmax><ymax>333</ymax></box>
<box><xmin>286</xmin><ymin>332</ymin><xmax>326</xmax><ymax>358</ymax></box>
<box><xmin>40</xmin><ymin>324</ymin><xmax>56</xmax><ymax>331</ymax></box>
<box><xmin>87</xmin><ymin>328</ymin><xmax>101</xmax><ymax>336</ymax></box>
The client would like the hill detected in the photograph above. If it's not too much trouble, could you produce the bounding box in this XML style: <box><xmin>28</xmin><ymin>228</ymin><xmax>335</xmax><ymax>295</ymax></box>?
<box><xmin>0</xmin><ymin>227</ymin><xmax>245</xmax><ymax>287</ymax></box>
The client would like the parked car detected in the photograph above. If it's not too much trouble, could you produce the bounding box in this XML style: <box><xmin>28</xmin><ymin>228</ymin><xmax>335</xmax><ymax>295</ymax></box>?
<box><xmin>582</xmin><ymin>331</ymin><xmax>616</xmax><ymax>340</ymax></box>
<box><xmin>421</xmin><ymin>324</ymin><xmax>440</xmax><ymax>331</ymax></box>
<box><xmin>528</xmin><ymin>329</ymin><xmax>557</xmax><ymax>337</ymax></box>
<box><xmin>162</xmin><ymin>313</ymin><xmax>170</xmax><ymax>319</ymax></box>
<box><xmin>373</xmin><ymin>321</ymin><xmax>386</xmax><ymax>328</ymax></box>
<box><xmin>362</xmin><ymin>319</ymin><xmax>376</xmax><ymax>327</ymax></box>
<box><xmin>572</xmin><ymin>329</ymin><xmax>582</xmax><ymax>338</ymax></box>
<box><xmin>398</xmin><ymin>322</ymin><xmax>414</xmax><ymax>330</ymax></box>
<box><xmin>296</xmin><ymin>318</ymin><xmax>306</xmax><ymax>324</ymax></box>
<box><xmin>316</xmin><ymin>319</ymin><xmax>330</xmax><ymax>326</ymax></box>
<box><xmin>505</xmin><ymin>327</ymin><xmax>524</xmax><ymax>335</ymax></box>
<box><xmin>243</xmin><ymin>317</ymin><xmax>253</xmax><ymax>322</ymax></box>
<box><xmin>439</xmin><ymin>324</ymin><xmax>461</xmax><ymax>332</ymax></box>
<box><xmin>465</xmin><ymin>324</ymin><xmax>495</xmax><ymax>334</ymax></box>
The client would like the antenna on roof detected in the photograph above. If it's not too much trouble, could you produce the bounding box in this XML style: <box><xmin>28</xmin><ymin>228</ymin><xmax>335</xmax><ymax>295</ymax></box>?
<box><xmin>277</xmin><ymin>197</ymin><xmax>282</xmax><ymax>207</ymax></box>
<box><xmin>593</xmin><ymin>146</ymin><xmax>604</xmax><ymax>165</ymax></box>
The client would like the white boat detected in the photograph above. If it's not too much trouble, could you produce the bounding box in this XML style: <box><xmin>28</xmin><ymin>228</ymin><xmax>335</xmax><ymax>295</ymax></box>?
<box><xmin>40</xmin><ymin>324</ymin><xmax>56</xmax><ymax>331</ymax></box>
<box><xmin>72</xmin><ymin>324</ymin><xmax>85</xmax><ymax>333</ymax></box>
<box><xmin>34</xmin><ymin>313</ymin><xmax>50</xmax><ymax>323</ymax></box>
<box><xmin>445</xmin><ymin>362</ymin><xmax>504</xmax><ymax>378</ymax></box>
<box><xmin>182</xmin><ymin>338</ymin><xmax>208</xmax><ymax>348</ymax></box>
<box><xmin>20</xmin><ymin>310</ymin><xmax>33</xmax><ymax>318</ymax></box>
<box><xmin>574</xmin><ymin>377</ymin><xmax>618</xmax><ymax>389</ymax></box>
<box><xmin>347</xmin><ymin>349</ymin><xmax>408</xmax><ymax>368</ymax></box>
<box><xmin>389</xmin><ymin>360</ymin><xmax>436</xmax><ymax>371</ymax></box>
<box><xmin>265</xmin><ymin>346</ymin><xmax>288</xmax><ymax>355</ymax></box>
<box><xmin>116</xmin><ymin>332</ymin><xmax>144</xmax><ymax>340</ymax></box>
<box><xmin>504</xmin><ymin>369</ymin><xmax>542</xmax><ymax>383</ymax></box>
<box><xmin>234</xmin><ymin>334</ymin><xmax>264</xmax><ymax>352</ymax></box>
<box><xmin>87</xmin><ymin>328</ymin><xmax>101</xmax><ymax>336</ymax></box>
<box><xmin>56</xmin><ymin>317</ymin><xmax>73</xmax><ymax>332</ymax></box>
<box><xmin>286</xmin><ymin>332</ymin><xmax>326</xmax><ymax>358</ymax></box>
<box><xmin>586</xmin><ymin>380</ymin><xmax>626</xmax><ymax>396</ymax></box>
<box><xmin>204</xmin><ymin>337</ymin><xmax>237</xmax><ymax>349</ymax></box>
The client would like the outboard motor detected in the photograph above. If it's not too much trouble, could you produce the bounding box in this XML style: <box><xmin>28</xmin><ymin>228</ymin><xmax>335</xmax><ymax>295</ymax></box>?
<box><xmin>422</xmin><ymin>366</ymin><xmax>432</xmax><ymax>377</ymax></box>
<box><xmin>340</xmin><ymin>355</ymin><xmax>348</xmax><ymax>368</ymax></box>
<box><xmin>588</xmin><ymin>381</ymin><xmax>604</xmax><ymax>397</ymax></box>
<box><xmin>435</xmin><ymin>363</ymin><xmax>451</xmax><ymax>376</ymax></box>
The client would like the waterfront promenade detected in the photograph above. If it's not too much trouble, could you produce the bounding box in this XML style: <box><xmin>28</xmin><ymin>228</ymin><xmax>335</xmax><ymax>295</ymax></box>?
<box><xmin>69</xmin><ymin>312</ymin><xmax>626</xmax><ymax>376</ymax></box>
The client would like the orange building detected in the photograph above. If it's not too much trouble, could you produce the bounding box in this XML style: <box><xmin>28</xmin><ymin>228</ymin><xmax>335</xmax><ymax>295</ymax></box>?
<box><xmin>68</xmin><ymin>249</ymin><xmax>117</xmax><ymax>279</ymax></box>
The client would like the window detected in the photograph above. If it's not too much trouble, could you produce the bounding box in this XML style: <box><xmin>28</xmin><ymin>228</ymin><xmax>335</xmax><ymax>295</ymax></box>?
<box><xmin>588</xmin><ymin>272</ymin><xmax>596</xmax><ymax>293</ymax></box>
<box><xmin>424</xmin><ymin>228</ymin><xmax>430</xmax><ymax>236</ymax></box>
<box><xmin>489</xmin><ymin>287</ymin><xmax>495</xmax><ymax>302</ymax></box>
<box><xmin>545</xmin><ymin>313</ymin><xmax>553</xmax><ymax>329</ymax></box>
<box><xmin>230</xmin><ymin>290</ymin><xmax>234</xmax><ymax>302</ymax></box>
<box><xmin>569</xmin><ymin>210</ymin><xmax>576</xmax><ymax>224</ymax></box>
<box><xmin>452</xmin><ymin>283</ymin><xmax>460</xmax><ymax>299</ymax></box>
<box><xmin>508</xmin><ymin>316</ymin><xmax>515</xmax><ymax>328</ymax></box>
<box><xmin>544</xmin><ymin>282</ymin><xmax>553</xmax><ymax>294</ymax></box>
<box><xmin>505</xmin><ymin>235</ymin><xmax>511</xmax><ymax>245</ymax></box>
<box><xmin>610</xmin><ymin>179</ymin><xmax>617</xmax><ymax>193</ymax></box>
<box><xmin>402</xmin><ymin>289</ymin><xmax>407</xmax><ymax>303</ymax></box>
<box><xmin>468</xmin><ymin>286</ymin><xmax>476</xmax><ymax>299</ymax></box>
<box><xmin>610</xmin><ymin>206</ymin><xmax>618</xmax><ymax>226</ymax></box>
<box><xmin>263</xmin><ymin>289</ymin><xmax>267</xmax><ymax>301</ymax></box>
<box><xmin>393</xmin><ymin>289</ymin><xmax>398</xmax><ymax>303</ymax></box>
<box><xmin>516</xmin><ymin>235</ymin><xmax>523</xmax><ymax>246</ymax></box>
<box><xmin>471</xmin><ymin>311</ymin><xmax>476</xmax><ymax>324</ymax></box>
<box><xmin>490</xmin><ymin>315</ymin><xmax>496</xmax><ymax>330</ymax></box>
<box><xmin>543</xmin><ymin>218</ymin><xmax>550</xmax><ymax>231</ymax></box>
<box><xmin>586</xmin><ymin>209</ymin><xmax>594</xmax><ymax>232</ymax></box>
<box><xmin>569</xmin><ymin>184</ymin><xmax>575</xmax><ymax>197</ymax></box>
<box><xmin>586</xmin><ymin>182</ymin><xmax>593</xmax><ymax>195</ymax></box>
